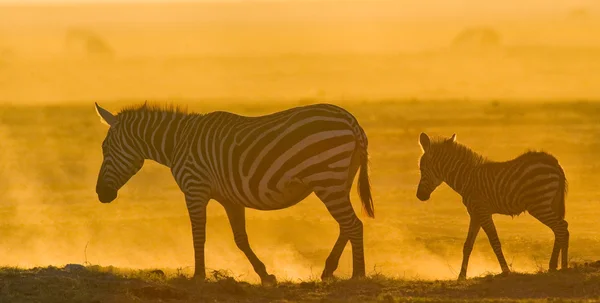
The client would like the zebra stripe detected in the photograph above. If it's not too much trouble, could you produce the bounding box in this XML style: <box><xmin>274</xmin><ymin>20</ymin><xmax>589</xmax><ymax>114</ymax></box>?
<box><xmin>416</xmin><ymin>132</ymin><xmax>568</xmax><ymax>280</ymax></box>
<box><xmin>94</xmin><ymin>102</ymin><xmax>374</xmax><ymax>284</ymax></box>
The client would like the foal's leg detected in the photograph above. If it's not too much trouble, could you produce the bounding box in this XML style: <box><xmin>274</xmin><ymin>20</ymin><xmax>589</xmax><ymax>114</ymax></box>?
<box><xmin>458</xmin><ymin>215</ymin><xmax>481</xmax><ymax>280</ymax></box>
<box><xmin>479</xmin><ymin>214</ymin><xmax>511</xmax><ymax>274</ymax></box>
<box><xmin>223</xmin><ymin>204</ymin><xmax>275</xmax><ymax>285</ymax></box>
<box><xmin>528</xmin><ymin>205</ymin><xmax>569</xmax><ymax>270</ymax></box>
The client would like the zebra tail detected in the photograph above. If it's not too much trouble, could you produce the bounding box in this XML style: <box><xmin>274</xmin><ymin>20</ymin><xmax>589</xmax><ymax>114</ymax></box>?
<box><xmin>357</xmin><ymin>149</ymin><xmax>375</xmax><ymax>218</ymax></box>
<box><xmin>553</xmin><ymin>165</ymin><xmax>568</xmax><ymax>220</ymax></box>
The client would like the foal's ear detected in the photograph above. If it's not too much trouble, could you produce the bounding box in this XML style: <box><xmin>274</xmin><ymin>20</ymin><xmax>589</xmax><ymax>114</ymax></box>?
<box><xmin>419</xmin><ymin>132</ymin><xmax>431</xmax><ymax>152</ymax></box>
<box><xmin>95</xmin><ymin>103</ymin><xmax>117</xmax><ymax>127</ymax></box>
<box><xmin>449</xmin><ymin>133</ymin><xmax>457</xmax><ymax>143</ymax></box>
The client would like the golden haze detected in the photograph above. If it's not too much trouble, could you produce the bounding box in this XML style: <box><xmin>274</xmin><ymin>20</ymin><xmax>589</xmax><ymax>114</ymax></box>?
<box><xmin>0</xmin><ymin>0</ymin><xmax>599</xmax><ymax>283</ymax></box>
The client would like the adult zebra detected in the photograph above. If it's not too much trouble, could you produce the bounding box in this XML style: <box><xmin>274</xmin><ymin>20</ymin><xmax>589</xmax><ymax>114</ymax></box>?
<box><xmin>94</xmin><ymin>102</ymin><xmax>374</xmax><ymax>284</ymax></box>
<box><xmin>416</xmin><ymin>133</ymin><xmax>568</xmax><ymax>280</ymax></box>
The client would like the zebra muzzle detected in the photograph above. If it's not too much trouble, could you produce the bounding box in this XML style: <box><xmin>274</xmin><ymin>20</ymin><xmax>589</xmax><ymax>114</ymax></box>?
<box><xmin>96</xmin><ymin>185</ymin><xmax>118</xmax><ymax>203</ymax></box>
<box><xmin>416</xmin><ymin>190</ymin><xmax>430</xmax><ymax>201</ymax></box>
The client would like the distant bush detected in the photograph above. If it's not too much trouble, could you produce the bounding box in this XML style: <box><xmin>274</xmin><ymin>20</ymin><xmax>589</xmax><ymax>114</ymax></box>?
<box><xmin>567</xmin><ymin>8</ymin><xmax>591</xmax><ymax>21</ymax></box>
<box><xmin>65</xmin><ymin>27</ymin><xmax>115</xmax><ymax>59</ymax></box>
<box><xmin>451</xmin><ymin>27</ymin><xmax>502</xmax><ymax>52</ymax></box>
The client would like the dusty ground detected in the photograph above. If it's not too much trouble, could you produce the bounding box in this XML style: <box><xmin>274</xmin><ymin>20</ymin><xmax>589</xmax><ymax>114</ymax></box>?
<box><xmin>2</xmin><ymin>262</ymin><xmax>600</xmax><ymax>302</ymax></box>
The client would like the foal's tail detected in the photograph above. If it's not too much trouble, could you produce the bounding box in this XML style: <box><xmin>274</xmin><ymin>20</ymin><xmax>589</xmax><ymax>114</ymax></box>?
<box><xmin>553</xmin><ymin>164</ymin><xmax>568</xmax><ymax>220</ymax></box>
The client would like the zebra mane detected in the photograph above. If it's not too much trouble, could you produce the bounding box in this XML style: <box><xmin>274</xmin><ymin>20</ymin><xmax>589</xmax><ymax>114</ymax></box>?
<box><xmin>432</xmin><ymin>137</ymin><xmax>488</xmax><ymax>165</ymax></box>
<box><xmin>116</xmin><ymin>102</ymin><xmax>195</xmax><ymax>117</ymax></box>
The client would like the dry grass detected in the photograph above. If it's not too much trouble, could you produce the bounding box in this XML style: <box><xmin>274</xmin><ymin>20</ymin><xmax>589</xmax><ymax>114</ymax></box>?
<box><xmin>2</xmin><ymin>262</ymin><xmax>600</xmax><ymax>302</ymax></box>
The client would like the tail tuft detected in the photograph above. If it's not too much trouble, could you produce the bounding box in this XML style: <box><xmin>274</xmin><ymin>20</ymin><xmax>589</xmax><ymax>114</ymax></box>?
<box><xmin>358</xmin><ymin>150</ymin><xmax>374</xmax><ymax>218</ymax></box>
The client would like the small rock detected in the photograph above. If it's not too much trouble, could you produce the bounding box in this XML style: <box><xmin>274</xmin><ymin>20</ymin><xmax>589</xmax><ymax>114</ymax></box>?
<box><xmin>64</xmin><ymin>264</ymin><xmax>87</xmax><ymax>273</ymax></box>
<box><xmin>150</xmin><ymin>269</ymin><xmax>166</xmax><ymax>277</ymax></box>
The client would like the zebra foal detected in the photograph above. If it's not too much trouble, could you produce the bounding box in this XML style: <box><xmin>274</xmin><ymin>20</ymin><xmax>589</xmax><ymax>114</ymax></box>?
<box><xmin>93</xmin><ymin>102</ymin><xmax>374</xmax><ymax>284</ymax></box>
<box><xmin>416</xmin><ymin>133</ymin><xmax>568</xmax><ymax>280</ymax></box>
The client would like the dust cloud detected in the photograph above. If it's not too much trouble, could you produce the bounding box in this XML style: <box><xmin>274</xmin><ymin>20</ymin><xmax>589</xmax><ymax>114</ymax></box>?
<box><xmin>0</xmin><ymin>0</ymin><xmax>598</xmax><ymax>282</ymax></box>
<box><xmin>0</xmin><ymin>113</ymin><xmax>554</xmax><ymax>282</ymax></box>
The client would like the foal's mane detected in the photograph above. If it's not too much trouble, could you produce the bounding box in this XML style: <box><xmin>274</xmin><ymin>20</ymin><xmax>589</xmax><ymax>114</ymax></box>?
<box><xmin>432</xmin><ymin>137</ymin><xmax>488</xmax><ymax>165</ymax></box>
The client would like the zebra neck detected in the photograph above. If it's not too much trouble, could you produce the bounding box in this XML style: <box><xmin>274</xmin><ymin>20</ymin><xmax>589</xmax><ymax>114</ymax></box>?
<box><xmin>128</xmin><ymin>112</ymin><xmax>191</xmax><ymax>167</ymax></box>
<box><xmin>442</xmin><ymin>159</ymin><xmax>479</xmax><ymax>196</ymax></box>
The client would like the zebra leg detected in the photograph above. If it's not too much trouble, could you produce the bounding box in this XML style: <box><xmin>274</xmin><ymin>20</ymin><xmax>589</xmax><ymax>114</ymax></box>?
<box><xmin>184</xmin><ymin>193</ymin><xmax>209</xmax><ymax>281</ymax></box>
<box><xmin>223</xmin><ymin>204</ymin><xmax>276</xmax><ymax>286</ymax></box>
<box><xmin>561</xmin><ymin>222</ymin><xmax>569</xmax><ymax>269</ymax></box>
<box><xmin>554</xmin><ymin>220</ymin><xmax>570</xmax><ymax>270</ymax></box>
<box><xmin>528</xmin><ymin>207</ymin><xmax>569</xmax><ymax>270</ymax></box>
<box><xmin>321</xmin><ymin>230</ymin><xmax>349</xmax><ymax>280</ymax></box>
<box><xmin>315</xmin><ymin>189</ymin><xmax>365</xmax><ymax>279</ymax></box>
<box><xmin>479</xmin><ymin>215</ymin><xmax>510</xmax><ymax>275</ymax></box>
<box><xmin>458</xmin><ymin>215</ymin><xmax>481</xmax><ymax>280</ymax></box>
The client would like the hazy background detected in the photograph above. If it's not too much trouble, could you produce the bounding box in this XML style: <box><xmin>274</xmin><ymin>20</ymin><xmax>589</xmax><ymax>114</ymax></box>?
<box><xmin>0</xmin><ymin>0</ymin><xmax>599</xmax><ymax>103</ymax></box>
<box><xmin>0</xmin><ymin>0</ymin><xmax>600</xmax><ymax>283</ymax></box>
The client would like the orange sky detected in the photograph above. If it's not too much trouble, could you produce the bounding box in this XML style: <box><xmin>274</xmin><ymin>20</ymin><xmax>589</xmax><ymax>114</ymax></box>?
<box><xmin>0</xmin><ymin>0</ymin><xmax>596</xmax><ymax>10</ymax></box>
<box><xmin>0</xmin><ymin>0</ymin><xmax>596</xmax><ymax>23</ymax></box>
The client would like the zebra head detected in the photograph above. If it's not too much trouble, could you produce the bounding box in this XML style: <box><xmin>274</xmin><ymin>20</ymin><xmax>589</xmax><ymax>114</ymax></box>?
<box><xmin>94</xmin><ymin>103</ymin><xmax>145</xmax><ymax>203</ymax></box>
<box><xmin>416</xmin><ymin>132</ymin><xmax>456</xmax><ymax>201</ymax></box>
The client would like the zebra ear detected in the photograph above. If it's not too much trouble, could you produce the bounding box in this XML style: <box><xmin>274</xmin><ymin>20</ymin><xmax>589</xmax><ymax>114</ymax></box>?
<box><xmin>450</xmin><ymin>133</ymin><xmax>457</xmax><ymax>142</ymax></box>
<box><xmin>95</xmin><ymin>102</ymin><xmax>117</xmax><ymax>127</ymax></box>
<box><xmin>419</xmin><ymin>132</ymin><xmax>431</xmax><ymax>152</ymax></box>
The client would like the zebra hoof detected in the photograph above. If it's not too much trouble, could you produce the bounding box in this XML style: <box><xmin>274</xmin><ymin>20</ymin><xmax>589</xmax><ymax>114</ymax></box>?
<box><xmin>321</xmin><ymin>270</ymin><xmax>335</xmax><ymax>281</ymax></box>
<box><xmin>191</xmin><ymin>274</ymin><xmax>206</xmax><ymax>285</ymax></box>
<box><xmin>261</xmin><ymin>274</ymin><xmax>277</xmax><ymax>286</ymax></box>
<box><xmin>457</xmin><ymin>274</ymin><xmax>467</xmax><ymax>281</ymax></box>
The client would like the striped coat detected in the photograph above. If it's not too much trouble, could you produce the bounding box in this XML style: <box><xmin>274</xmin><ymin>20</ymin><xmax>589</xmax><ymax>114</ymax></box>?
<box><xmin>416</xmin><ymin>133</ymin><xmax>568</xmax><ymax>280</ymax></box>
<box><xmin>94</xmin><ymin>103</ymin><xmax>374</xmax><ymax>284</ymax></box>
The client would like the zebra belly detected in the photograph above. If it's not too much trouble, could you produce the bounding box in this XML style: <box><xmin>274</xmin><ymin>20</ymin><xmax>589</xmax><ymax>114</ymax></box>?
<box><xmin>491</xmin><ymin>190</ymin><xmax>558</xmax><ymax>216</ymax></box>
<box><xmin>495</xmin><ymin>202</ymin><xmax>528</xmax><ymax>216</ymax></box>
<box><xmin>220</xmin><ymin>178</ymin><xmax>313</xmax><ymax>210</ymax></box>
<box><xmin>500</xmin><ymin>174</ymin><xmax>560</xmax><ymax>215</ymax></box>
<box><xmin>252</xmin><ymin>181</ymin><xmax>313</xmax><ymax>210</ymax></box>
<box><xmin>485</xmin><ymin>193</ymin><xmax>529</xmax><ymax>215</ymax></box>
<box><xmin>262</xmin><ymin>188</ymin><xmax>313</xmax><ymax>210</ymax></box>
